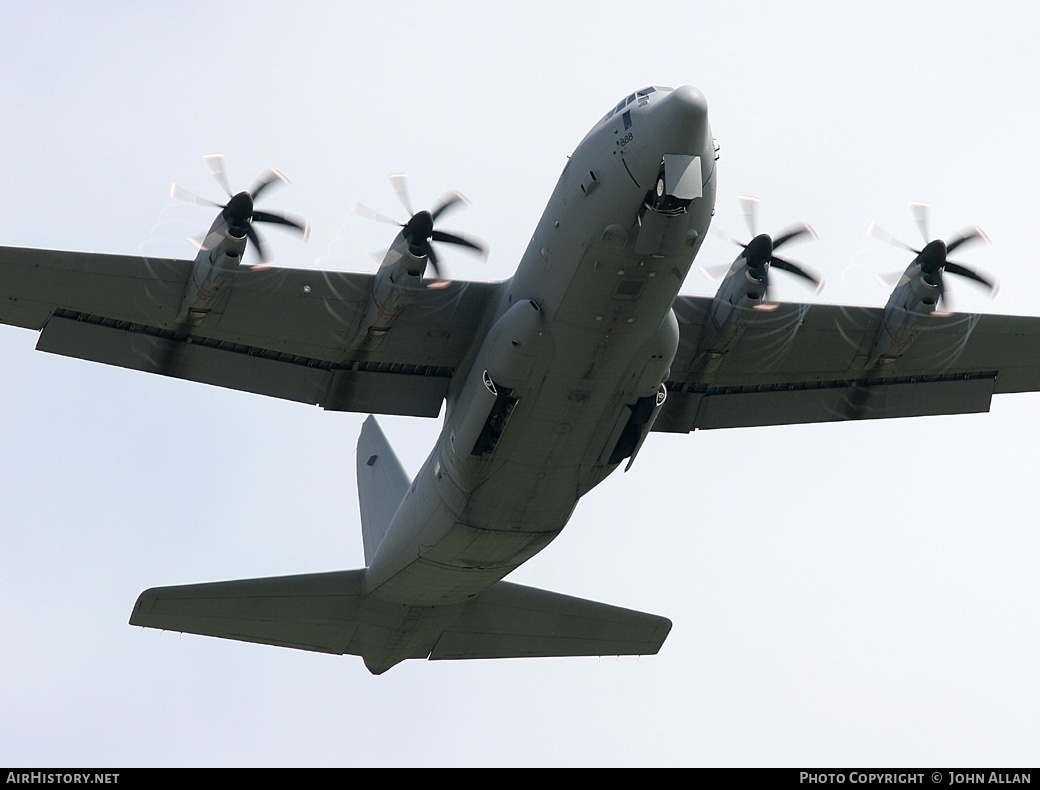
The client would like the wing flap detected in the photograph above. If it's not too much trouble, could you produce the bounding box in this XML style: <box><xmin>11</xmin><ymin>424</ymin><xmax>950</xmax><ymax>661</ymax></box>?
<box><xmin>656</xmin><ymin>375</ymin><xmax>996</xmax><ymax>431</ymax></box>
<box><xmin>37</xmin><ymin>315</ymin><xmax>450</xmax><ymax>414</ymax></box>
<box><xmin>37</xmin><ymin>314</ymin><xmax>331</xmax><ymax>404</ymax></box>
<box><xmin>430</xmin><ymin>581</ymin><xmax>671</xmax><ymax>660</ymax></box>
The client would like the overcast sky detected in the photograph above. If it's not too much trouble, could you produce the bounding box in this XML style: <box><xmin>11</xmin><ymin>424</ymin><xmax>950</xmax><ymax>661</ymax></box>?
<box><xmin>2</xmin><ymin>0</ymin><xmax>1039</xmax><ymax>768</ymax></box>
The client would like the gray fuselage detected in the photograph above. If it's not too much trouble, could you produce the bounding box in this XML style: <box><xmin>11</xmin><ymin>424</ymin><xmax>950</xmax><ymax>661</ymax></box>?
<box><xmin>365</xmin><ymin>86</ymin><xmax>717</xmax><ymax>604</ymax></box>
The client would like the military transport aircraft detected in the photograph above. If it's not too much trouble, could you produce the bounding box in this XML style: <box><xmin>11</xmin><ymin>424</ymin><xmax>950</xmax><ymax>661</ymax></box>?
<box><xmin>2</xmin><ymin>85</ymin><xmax>1038</xmax><ymax>674</ymax></box>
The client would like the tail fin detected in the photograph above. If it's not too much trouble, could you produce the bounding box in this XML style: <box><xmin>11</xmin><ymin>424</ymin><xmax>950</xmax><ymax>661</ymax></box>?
<box><xmin>356</xmin><ymin>415</ymin><xmax>410</xmax><ymax>564</ymax></box>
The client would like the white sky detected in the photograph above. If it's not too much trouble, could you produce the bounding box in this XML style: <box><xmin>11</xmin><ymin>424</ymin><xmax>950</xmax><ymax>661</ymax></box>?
<box><xmin>2</xmin><ymin>0</ymin><xmax>1039</xmax><ymax>768</ymax></box>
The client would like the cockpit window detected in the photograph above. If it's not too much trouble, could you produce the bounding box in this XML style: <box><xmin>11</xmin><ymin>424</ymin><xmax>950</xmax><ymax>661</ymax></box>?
<box><xmin>614</xmin><ymin>94</ymin><xmax>634</xmax><ymax>113</ymax></box>
<box><xmin>601</xmin><ymin>86</ymin><xmax>673</xmax><ymax>123</ymax></box>
<box><xmin>604</xmin><ymin>92</ymin><xmax>635</xmax><ymax>122</ymax></box>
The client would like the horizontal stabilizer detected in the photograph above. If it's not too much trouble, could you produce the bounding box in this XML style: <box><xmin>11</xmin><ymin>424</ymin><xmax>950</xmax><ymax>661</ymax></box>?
<box><xmin>432</xmin><ymin>581</ymin><xmax>672</xmax><ymax>660</ymax></box>
<box><xmin>129</xmin><ymin>570</ymin><xmax>369</xmax><ymax>655</ymax></box>
<box><xmin>130</xmin><ymin>573</ymin><xmax>671</xmax><ymax>672</ymax></box>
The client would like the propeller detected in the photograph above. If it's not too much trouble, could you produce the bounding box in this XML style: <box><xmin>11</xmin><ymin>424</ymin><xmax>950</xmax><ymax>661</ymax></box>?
<box><xmin>171</xmin><ymin>153</ymin><xmax>309</xmax><ymax>266</ymax></box>
<box><xmin>353</xmin><ymin>172</ymin><xmax>487</xmax><ymax>285</ymax></box>
<box><xmin>868</xmin><ymin>202</ymin><xmax>995</xmax><ymax>311</ymax></box>
<box><xmin>715</xmin><ymin>195</ymin><xmax>822</xmax><ymax>307</ymax></box>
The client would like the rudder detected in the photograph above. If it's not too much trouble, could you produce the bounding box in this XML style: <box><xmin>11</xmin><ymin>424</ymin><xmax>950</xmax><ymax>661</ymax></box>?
<box><xmin>356</xmin><ymin>415</ymin><xmax>410</xmax><ymax>564</ymax></box>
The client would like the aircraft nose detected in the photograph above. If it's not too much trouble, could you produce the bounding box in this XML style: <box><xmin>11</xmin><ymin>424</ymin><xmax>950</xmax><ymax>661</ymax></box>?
<box><xmin>655</xmin><ymin>85</ymin><xmax>709</xmax><ymax>134</ymax></box>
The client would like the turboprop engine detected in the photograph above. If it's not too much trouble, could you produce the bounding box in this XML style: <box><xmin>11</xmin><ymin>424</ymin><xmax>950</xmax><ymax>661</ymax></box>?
<box><xmin>350</xmin><ymin>174</ymin><xmax>486</xmax><ymax>351</ymax></box>
<box><xmin>171</xmin><ymin>154</ymin><xmax>308</xmax><ymax>325</ymax></box>
<box><xmin>697</xmin><ymin>197</ymin><xmax>820</xmax><ymax>358</ymax></box>
<box><xmin>867</xmin><ymin>203</ymin><xmax>996</xmax><ymax>363</ymax></box>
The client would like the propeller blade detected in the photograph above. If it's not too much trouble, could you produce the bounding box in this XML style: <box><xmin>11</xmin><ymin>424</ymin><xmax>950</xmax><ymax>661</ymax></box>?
<box><xmin>179</xmin><ymin>156</ymin><xmax>307</xmax><ymax>266</ymax></box>
<box><xmin>358</xmin><ymin>176</ymin><xmax>486</xmax><ymax>287</ymax></box>
<box><xmin>709</xmin><ymin>226</ymin><xmax>748</xmax><ymax>249</ymax></box>
<box><xmin>425</xmin><ymin>242</ymin><xmax>440</xmax><ymax>276</ymax></box>
<box><xmin>351</xmin><ymin>200</ymin><xmax>402</xmax><ymax>226</ymax></box>
<box><xmin>945</xmin><ymin>261</ymin><xmax>997</xmax><ymax>291</ymax></box>
<box><xmin>772</xmin><ymin>223</ymin><xmax>817</xmax><ymax>250</ymax></box>
<box><xmin>244</xmin><ymin>223</ymin><xmax>269</xmax><ymax>264</ymax></box>
<box><xmin>698</xmin><ymin>263</ymin><xmax>733</xmax><ymax>281</ymax></box>
<box><xmin>252</xmin><ymin>209</ymin><xmax>309</xmax><ymax>237</ymax></box>
<box><xmin>874</xmin><ymin>271</ymin><xmax>908</xmax><ymax>289</ymax></box>
<box><xmin>430</xmin><ymin>191</ymin><xmax>469</xmax><ymax>222</ymax></box>
<box><xmin>250</xmin><ymin>168</ymin><xmax>288</xmax><ymax>202</ymax></box>
<box><xmin>431</xmin><ymin>229</ymin><xmax>486</xmax><ymax>257</ymax></box>
<box><xmin>719</xmin><ymin>197</ymin><xmax>820</xmax><ymax>296</ymax></box>
<box><xmin>389</xmin><ymin>172</ymin><xmax>413</xmax><ymax>216</ymax></box>
<box><xmin>771</xmin><ymin>254</ymin><xmax>823</xmax><ymax>287</ymax></box>
<box><xmin>946</xmin><ymin>226</ymin><xmax>989</xmax><ymax>255</ymax></box>
<box><xmin>910</xmin><ymin>201</ymin><xmax>931</xmax><ymax>244</ymax></box>
<box><xmin>867</xmin><ymin>221</ymin><xmax>919</xmax><ymax>253</ymax></box>
<box><xmin>203</xmin><ymin>153</ymin><xmax>232</xmax><ymax>198</ymax></box>
<box><xmin>170</xmin><ymin>183</ymin><xmax>223</xmax><ymax>209</ymax></box>
<box><xmin>872</xmin><ymin>207</ymin><xmax>995</xmax><ymax>302</ymax></box>
<box><xmin>752</xmin><ymin>276</ymin><xmax>779</xmax><ymax>311</ymax></box>
<box><xmin>738</xmin><ymin>195</ymin><xmax>759</xmax><ymax>237</ymax></box>
<box><xmin>935</xmin><ymin>277</ymin><xmax>954</xmax><ymax>316</ymax></box>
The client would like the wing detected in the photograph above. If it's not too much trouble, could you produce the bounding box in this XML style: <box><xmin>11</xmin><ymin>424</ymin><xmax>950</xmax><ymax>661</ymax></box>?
<box><xmin>655</xmin><ymin>295</ymin><xmax>1040</xmax><ymax>432</ymax></box>
<box><xmin>0</xmin><ymin>246</ymin><xmax>499</xmax><ymax>416</ymax></box>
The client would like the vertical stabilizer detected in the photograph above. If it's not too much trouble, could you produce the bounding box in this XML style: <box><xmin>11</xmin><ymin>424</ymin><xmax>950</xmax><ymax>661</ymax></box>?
<box><xmin>356</xmin><ymin>415</ymin><xmax>410</xmax><ymax>564</ymax></box>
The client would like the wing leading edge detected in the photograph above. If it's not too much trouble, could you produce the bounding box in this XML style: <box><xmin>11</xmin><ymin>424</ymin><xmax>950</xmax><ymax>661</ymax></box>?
<box><xmin>654</xmin><ymin>295</ymin><xmax>1040</xmax><ymax>432</ymax></box>
<box><xmin>0</xmin><ymin>246</ymin><xmax>500</xmax><ymax>417</ymax></box>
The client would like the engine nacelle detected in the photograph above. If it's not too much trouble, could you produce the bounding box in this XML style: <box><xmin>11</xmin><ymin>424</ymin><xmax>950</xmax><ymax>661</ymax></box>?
<box><xmin>349</xmin><ymin>235</ymin><xmax>427</xmax><ymax>352</ymax></box>
<box><xmin>696</xmin><ymin>221</ymin><xmax>819</xmax><ymax>362</ymax></box>
<box><xmin>177</xmin><ymin>219</ymin><xmax>248</xmax><ymax>324</ymax></box>
<box><xmin>697</xmin><ymin>260</ymin><xmax>772</xmax><ymax>355</ymax></box>
<box><xmin>869</xmin><ymin>264</ymin><xmax>941</xmax><ymax>363</ymax></box>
